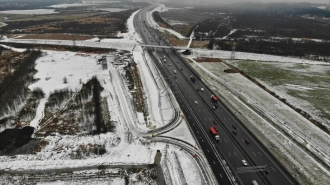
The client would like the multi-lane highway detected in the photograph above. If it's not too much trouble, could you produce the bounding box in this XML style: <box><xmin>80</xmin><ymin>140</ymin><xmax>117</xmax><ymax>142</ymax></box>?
<box><xmin>134</xmin><ymin>5</ymin><xmax>297</xmax><ymax>185</ymax></box>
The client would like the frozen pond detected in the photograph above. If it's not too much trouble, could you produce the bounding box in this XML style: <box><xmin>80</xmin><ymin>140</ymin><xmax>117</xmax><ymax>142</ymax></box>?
<box><xmin>0</xmin><ymin>9</ymin><xmax>57</xmax><ymax>15</ymax></box>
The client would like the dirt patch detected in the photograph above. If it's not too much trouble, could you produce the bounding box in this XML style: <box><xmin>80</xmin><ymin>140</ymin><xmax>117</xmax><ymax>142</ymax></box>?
<box><xmin>33</xmin><ymin>139</ymin><xmax>49</xmax><ymax>153</ymax></box>
<box><xmin>16</xmin><ymin>34</ymin><xmax>94</xmax><ymax>40</ymax></box>
<box><xmin>161</xmin><ymin>31</ymin><xmax>188</xmax><ymax>47</ymax></box>
<box><xmin>190</xmin><ymin>40</ymin><xmax>209</xmax><ymax>49</ymax></box>
<box><xmin>157</xmin><ymin>21</ymin><xmax>172</xmax><ymax>29</ymax></box>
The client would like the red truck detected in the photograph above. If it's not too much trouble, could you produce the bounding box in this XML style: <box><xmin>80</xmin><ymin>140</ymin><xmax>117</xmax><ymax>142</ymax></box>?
<box><xmin>209</xmin><ymin>127</ymin><xmax>220</xmax><ymax>141</ymax></box>
<box><xmin>211</xmin><ymin>95</ymin><xmax>218</xmax><ymax>102</ymax></box>
<box><xmin>190</xmin><ymin>75</ymin><xmax>196</xmax><ymax>82</ymax></box>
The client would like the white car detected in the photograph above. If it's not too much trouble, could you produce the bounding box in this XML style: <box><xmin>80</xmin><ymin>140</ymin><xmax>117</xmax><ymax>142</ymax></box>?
<box><xmin>242</xmin><ymin>160</ymin><xmax>248</xmax><ymax>166</ymax></box>
<box><xmin>201</xmin><ymin>88</ymin><xmax>204</xmax><ymax>92</ymax></box>
<box><xmin>194</xmin><ymin>101</ymin><xmax>198</xmax><ymax>104</ymax></box>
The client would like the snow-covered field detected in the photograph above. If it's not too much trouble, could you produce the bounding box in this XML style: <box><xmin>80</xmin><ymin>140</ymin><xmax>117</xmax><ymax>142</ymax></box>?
<box><xmin>29</xmin><ymin>51</ymin><xmax>102</xmax><ymax>128</ymax></box>
<box><xmin>0</xmin><ymin>9</ymin><xmax>57</xmax><ymax>15</ymax></box>
<box><xmin>191</xmin><ymin>49</ymin><xmax>330</xmax><ymax>65</ymax></box>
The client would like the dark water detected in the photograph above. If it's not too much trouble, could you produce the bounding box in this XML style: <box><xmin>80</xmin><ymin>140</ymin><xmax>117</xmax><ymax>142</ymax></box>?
<box><xmin>0</xmin><ymin>126</ymin><xmax>40</xmax><ymax>156</ymax></box>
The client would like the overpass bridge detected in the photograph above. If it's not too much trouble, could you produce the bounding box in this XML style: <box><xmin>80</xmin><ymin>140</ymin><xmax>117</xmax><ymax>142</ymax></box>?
<box><xmin>140</xmin><ymin>44</ymin><xmax>191</xmax><ymax>50</ymax></box>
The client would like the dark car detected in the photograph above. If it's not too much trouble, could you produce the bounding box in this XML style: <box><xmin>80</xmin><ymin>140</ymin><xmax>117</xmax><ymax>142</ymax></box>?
<box><xmin>213</xmin><ymin>121</ymin><xmax>218</xmax><ymax>125</ymax></box>
<box><xmin>232</xmin><ymin>125</ymin><xmax>237</xmax><ymax>129</ymax></box>
<box><xmin>233</xmin><ymin>130</ymin><xmax>237</xmax><ymax>135</ymax></box>
<box><xmin>245</xmin><ymin>139</ymin><xmax>250</xmax><ymax>144</ymax></box>
<box><xmin>213</xmin><ymin>126</ymin><xmax>218</xmax><ymax>132</ymax></box>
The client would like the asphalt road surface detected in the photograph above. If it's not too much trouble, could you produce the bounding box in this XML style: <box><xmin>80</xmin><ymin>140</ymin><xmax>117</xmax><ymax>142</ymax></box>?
<box><xmin>134</xmin><ymin>5</ymin><xmax>297</xmax><ymax>185</ymax></box>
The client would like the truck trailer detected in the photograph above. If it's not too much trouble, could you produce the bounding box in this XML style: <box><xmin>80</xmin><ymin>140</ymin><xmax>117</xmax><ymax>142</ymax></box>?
<box><xmin>209</xmin><ymin>127</ymin><xmax>220</xmax><ymax>141</ymax></box>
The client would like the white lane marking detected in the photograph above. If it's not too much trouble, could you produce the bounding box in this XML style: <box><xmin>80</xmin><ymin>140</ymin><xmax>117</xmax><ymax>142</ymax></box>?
<box><xmin>197</xmin><ymin>131</ymin><xmax>199</xmax><ymax>134</ymax></box>
<box><xmin>233</xmin><ymin>152</ymin><xmax>237</xmax><ymax>156</ymax></box>
<box><xmin>253</xmin><ymin>152</ymin><xmax>256</xmax><ymax>156</ymax></box>
<box><xmin>272</xmin><ymin>167</ymin><xmax>276</xmax><ymax>172</ymax></box>
<box><xmin>224</xmin><ymin>138</ymin><xmax>227</xmax><ymax>142</ymax></box>
<box><xmin>202</xmin><ymin>139</ymin><xmax>204</xmax><ymax>143</ymax></box>
<box><xmin>219</xmin><ymin>174</ymin><xmax>223</xmax><ymax>178</ymax></box>
<box><xmin>258</xmin><ymin>152</ymin><xmax>262</xmax><ymax>156</ymax></box>
<box><xmin>204</xmin><ymin>118</ymin><xmax>207</xmax><ymax>121</ymax></box>
<box><xmin>207</xmin><ymin>149</ymin><xmax>209</xmax><ymax>153</ymax></box>
<box><xmin>213</xmin><ymin>161</ymin><xmax>216</xmax><ymax>164</ymax></box>
<box><xmin>209</xmin><ymin>118</ymin><xmax>212</xmax><ymax>120</ymax></box>
<box><xmin>228</xmin><ymin>152</ymin><xmax>231</xmax><ymax>157</ymax></box>
<box><xmin>224</xmin><ymin>118</ymin><xmax>226</xmax><ymax>121</ymax></box>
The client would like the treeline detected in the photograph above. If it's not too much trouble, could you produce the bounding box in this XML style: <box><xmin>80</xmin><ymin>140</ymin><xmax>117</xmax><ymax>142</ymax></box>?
<box><xmin>91</xmin><ymin>76</ymin><xmax>106</xmax><ymax>134</ymax></box>
<box><xmin>230</xmin><ymin>12</ymin><xmax>330</xmax><ymax>40</ymax></box>
<box><xmin>214</xmin><ymin>39</ymin><xmax>330</xmax><ymax>59</ymax></box>
<box><xmin>43</xmin><ymin>76</ymin><xmax>114</xmax><ymax>135</ymax></box>
<box><xmin>15</xmin><ymin>87</ymin><xmax>45</xmax><ymax>123</ymax></box>
<box><xmin>47</xmin><ymin>88</ymin><xmax>74</xmax><ymax>110</ymax></box>
<box><xmin>0</xmin><ymin>49</ymin><xmax>42</xmax><ymax>118</ymax></box>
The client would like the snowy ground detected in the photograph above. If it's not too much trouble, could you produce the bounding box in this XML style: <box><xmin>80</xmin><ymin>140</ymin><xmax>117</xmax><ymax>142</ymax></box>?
<box><xmin>191</xmin><ymin>49</ymin><xmax>330</xmax><ymax>65</ymax></box>
<box><xmin>230</xmin><ymin>60</ymin><xmax>330</xmax><ymax>128</ymax></box>
<box><xmin>189</xmin><ymin>58</ymin><xmax>330</xmax><ymax>185</ymax></box>
<box><xmin>28</xmin><ymin>51</ymin><xmax>102</xmax><ymax>128</ymax></box>
<box><xmin>0</xmin><ymin>6</ymin><xmax>207</xmax><ymax>185</ymax></box>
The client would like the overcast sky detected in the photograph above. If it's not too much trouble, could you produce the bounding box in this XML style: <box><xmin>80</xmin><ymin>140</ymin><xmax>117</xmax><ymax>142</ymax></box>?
<box><xmin>167</xmin><ymin>0</ymin><xmax>330</xmax><ymax>4</ymax></box>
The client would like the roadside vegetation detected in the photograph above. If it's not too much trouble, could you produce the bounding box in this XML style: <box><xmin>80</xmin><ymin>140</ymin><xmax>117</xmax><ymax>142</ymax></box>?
<box><xmin>0</xmin><ymin>48</ymin><xmax>42</xmax><ymax>129</ymax></box>
<box><xmin>36</xmin><ymin>76</ymin><xmax>114</xmax><ymax>137</ymax></box>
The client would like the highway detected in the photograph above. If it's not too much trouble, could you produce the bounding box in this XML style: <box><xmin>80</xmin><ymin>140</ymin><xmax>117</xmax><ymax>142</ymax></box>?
<box><xmin>134</xmin><ymin>5</ymin><xmax>297</xmax><ymax>185</ymax></box>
